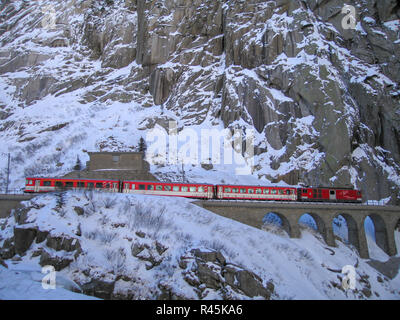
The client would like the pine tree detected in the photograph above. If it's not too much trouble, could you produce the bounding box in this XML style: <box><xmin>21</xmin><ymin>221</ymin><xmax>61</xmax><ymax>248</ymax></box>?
<box><xmin>74</xmin><ymin>155</ymin><xmax>82</xmax><ymax>171</ymax></box>
<box><xmin>138</xmin><ymin>137</ymin><xmax>147</xmax><ymax>153</ymax></box>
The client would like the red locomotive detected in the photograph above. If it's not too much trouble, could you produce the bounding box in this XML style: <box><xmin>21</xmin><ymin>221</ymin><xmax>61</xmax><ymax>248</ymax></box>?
<box><xmin>298</xmin><ymin>187</ymin><xmax>362</xmax><ymax>203</ymax></box>
<box><xmin>24</xmin><ymin>177</ymin><xmax>363</xmax><ymax>203</ymax></box>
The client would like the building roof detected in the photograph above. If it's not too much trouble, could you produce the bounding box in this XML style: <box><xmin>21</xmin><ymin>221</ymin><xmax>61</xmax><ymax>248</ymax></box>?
<box><xmin>88</xmin><ymin>152</ymin><xmax>144</xmax><ymax>155</ymax></box>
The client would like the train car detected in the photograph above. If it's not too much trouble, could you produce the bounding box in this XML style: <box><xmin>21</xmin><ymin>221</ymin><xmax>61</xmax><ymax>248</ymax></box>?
<box><xmin>122</xmin><ymin>180</ymin><xmax>214</xmax><ymax>199</ymax></box>
<box><xmin>216</xmin><ymin>184</ymin><xmax>297</xmax><ymax>201</ymax></box>
<box><xmin>298</xmin><ymin>187</ymin><xmax>362</xmax><ymax>203</ymax></box>
<box><xmin>25</xmin><ymin>177</ymin><xmax>120</xmax><ymax>193</ymax></box>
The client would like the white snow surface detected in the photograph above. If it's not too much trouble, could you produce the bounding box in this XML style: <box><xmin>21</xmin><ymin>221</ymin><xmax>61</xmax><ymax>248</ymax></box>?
<box><xmin>0</xmin><ymin>191</ymin><xmax>399</xmax><ymax>300</ymax></box>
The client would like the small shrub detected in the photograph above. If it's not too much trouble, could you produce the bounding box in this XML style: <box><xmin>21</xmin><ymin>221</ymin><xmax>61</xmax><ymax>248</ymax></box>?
<box><xmin>103</xmin><ymin>197</ymin><xmax>117</xmax><ymax>209</ymax></box>
<box><xmin>104</xmin><ymin>247</ymin><xmax>126</xmax><ymax>274</ymax></box>
<box><xmin>98</xmin><ymin>230</ymin><xmax>118</xmax><ymax>245</ymax></box>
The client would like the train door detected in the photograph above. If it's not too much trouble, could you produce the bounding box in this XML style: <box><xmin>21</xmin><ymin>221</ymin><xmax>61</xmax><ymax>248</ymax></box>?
<box><xmin>34</xmin><ymin>180</ymin><xmax>41</xmax><ymax>192</ymax></box>
<box><xmin>217</xmin><ymin>186</ymin><xmax>223</xmax><ymax>199</ymax></box>
<box><xmin>113</xmin><ymin>182</ymin><xmax>119</xmax><ymax>193</ymax></box>
<box><xmin>329</xmin><ymin>190</ymin><xmax>336</xmax><ymax>201</ymax></box>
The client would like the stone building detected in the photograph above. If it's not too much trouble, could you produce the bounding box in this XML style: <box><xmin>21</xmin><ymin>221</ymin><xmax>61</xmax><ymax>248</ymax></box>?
<box><xmin>86</xmin><ymin>152</ymin><xmax>149</xmax><ymax>171</ymax></box>
<box><xmin>64</xmin><ymin>152</ymin><xmax>158</xmax><ymax>181</ymax></box>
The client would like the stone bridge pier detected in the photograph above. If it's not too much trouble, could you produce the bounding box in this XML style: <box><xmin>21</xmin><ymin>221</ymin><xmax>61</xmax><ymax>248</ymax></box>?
<box><xmin>0</xmin><ymin>194</ymin><xmax>35</xmax><ymax>218</ymax></box>
<box><xmin>194</xmin><ymin>201</ymin><xmax>400</xmax><ymax>259</ymax></box>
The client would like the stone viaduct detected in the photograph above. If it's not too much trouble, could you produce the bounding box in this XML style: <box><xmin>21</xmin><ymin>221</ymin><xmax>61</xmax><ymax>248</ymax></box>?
<box><xmin>194</xmin><ymin>200</ymin><xmax>400</xmax><ymax>259</ymax></box>
<box><xmin>0</xmin><ymin>194</ymin><xmax>35</xmax><ymax>218</ymax></box>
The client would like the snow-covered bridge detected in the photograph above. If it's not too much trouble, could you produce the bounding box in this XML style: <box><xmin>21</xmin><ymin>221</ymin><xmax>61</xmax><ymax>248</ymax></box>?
<box><xmin>194</xmin><ymin>200</ymin><xmax>400</xmax><ymax>259</ymax></box>
<box><xmin>0</xmin><ymin>194</ymin><xmax>35</xmax><ymax>219</ymax></box>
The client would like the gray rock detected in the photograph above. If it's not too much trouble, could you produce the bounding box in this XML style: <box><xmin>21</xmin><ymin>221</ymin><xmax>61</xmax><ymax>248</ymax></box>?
<box><xmin>39</xmin><ymin>250</ymin><xmax>73</xmax><ymax>271</ymax></box>
<box><xmin>81</xmin><ymin>278</ymin><xmax>115</xmax><ymax>300</ymax></box>
<box><xmin>191</xmin><ymin>248</ymin><xmax>226</xmax><ymax>266</ymax></box>
<box><xmin>46</xmin><ymin>235</ymin><xmax>81</xmax><ymax>252</ymax></box>
<box><xmin>36</xmin><ymin>230</ymin><xmax>49</xmax><ymax>244</ymax></box>
<box><xmin>13</xmin><ymin>226</ymin><xmax>37</xmax><ymax>256</ymax></box>
<box><xmin>0</xmin><ymin>238</ymin><xmax>15</xmax><ymax>259</ymax></box>
<box><xmin>0</xmin><ymin>257</ymin><xmax>8</xmax><ymax>268</ymax></box>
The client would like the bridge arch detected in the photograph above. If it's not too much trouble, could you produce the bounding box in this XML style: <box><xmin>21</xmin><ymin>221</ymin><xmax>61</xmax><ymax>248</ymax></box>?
<box><xmin>332</xmin><ymin>213</ymin><xmax>361</xmax><ymax>253</ymax></box>
<box><xmin>395</xmin><ymin>218</ymin><xmax>400</xmax><ymax>255</ymax></box>
<box><xmin>297</xmin><ymin>212</ymin><xmax>328</xmax><ymax>244</ymax></box>
<box><xmin>262</xmin><ymin>212</ymin><xmax>291</xmax><ymax>237</ymax></box>
<box><xmin>364</xmin><ymin>214</ymin><xmax>391</xmax><ymax>257</ymax></box>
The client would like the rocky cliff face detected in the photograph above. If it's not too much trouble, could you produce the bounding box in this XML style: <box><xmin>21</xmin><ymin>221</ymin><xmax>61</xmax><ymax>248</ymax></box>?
<box><xmin>0</xmin><ymin>0</ymin><xmax>399</xmax><ymax>202</ymax></box>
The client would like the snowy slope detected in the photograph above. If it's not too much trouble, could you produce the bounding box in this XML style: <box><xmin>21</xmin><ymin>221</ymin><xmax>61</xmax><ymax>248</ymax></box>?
<box><xmin>0</xmin><ymin>191</ymin><xmax>399</xmax><ymax>300</ymax></box>
<box><xmin>0</xmin><ymin>0</ymin><xmax>399</xmax><ymax>204</ymax></box>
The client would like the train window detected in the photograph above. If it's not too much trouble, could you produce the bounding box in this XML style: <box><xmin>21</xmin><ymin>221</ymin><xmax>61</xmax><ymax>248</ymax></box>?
<box><xmin>88</xmin><ymin>182</ymin><xmax>94</xmax><ymax>188</ymax></box>
<box><xmin>271</xmin><ymin>189</ymin><xmax>277</xmax><ymax>194</ymax></box>
<box><xmin>65</xmin><ymin>182</ymin><xmax>73</xmax><ymax>188</ymax></box>
<box><xmin>131</xmin><ymin>184</ymin><xmax>135</xmax><ymax>190</ymax></box>
<box><xmin>173</xmin><ymin>186</ymin><xmax>180</xmax><ymax>192</ymax></box>
<box><xmin>240</xmin><ymin>188</ymin><xmax>246</xmax><ymax>193</ymax></box>
<box><xmin>198</xmin><ymin>186</ymin><xmax>204</xmax><ymax>192</ymax></box>
<box><xmin>77</xmin><ymin>182</ymin><xmax>85</xmax><ymax>188</ymax></box>
<box><xmin>165</xmin><ymin>185</ymin><xmax>171</xmax><ymax>191</ymax></box>
<box><xmin>278</xmin><ymin>190</ymin><xmax>283</xmax><ymax>195</ymax></box>
<box><xmin>182</xmin><ymin>186</ymin><xmax>188</xmax><ymax>192</ymax></box>
<box><xmin>303</xmin><ymin>189</ymin><xmax>308</xmax><ymax>194</ymax></box>
<box><xmin>286</xmin><ymin>190</ymin><xmax>291</xmax><ymax>195</ymax></box>
<box><xmin>263</xmin><ymin>189</ymin><xmax>270</xmax><ymax>194</ymax></box>
<box><xmin>225</xmin><ymin>187</ymin><xmax>231</xmax><ymax>193</ymax></box>
<box><xmin>147</xmin><ymin>185</ymin><xmax>154</xmax><ymax>190</ymax></box>
<box><xmin>55</xmin><ymin>181</ymin><xmax>64</xmax><ymax>188</ymax></box>
<box><xmin>232</xmin><ymin>188</ymin><xmax>239</xmax><ymax>193</ymax></box>
<box><xmin>256</xmin><ymin>189</ymin><xmax>262</xmax><ymax>194</ymax></box>
<box><xmin>104</xmin><ymin>183</ymin><xmax>110</xmax><ymax>188</ymax></box>
<box><xmin>43</xmin><ymin>181</ymin><xmax>51</xmax><ymax>186</ymax></box>
<box><xmin>248</xmin><ymin>189</ymin><xmax>254</xmax><ymax>194</ymax></box>
<box><xmin>330</xmin><ymin>190</ymin><xmax>335</xmax><ymax>195</ymax></box>
<box><xmin>190</xmin><ymin>186</ymin><xmax>196</xmax><ymax>192</ymax></box>
<box><xmin>96</xmin><ymin>183</ymin><xmax>103</xmax><ymax>188</ymax></box>
<box><xmin>156</xmin><ymin>185</ymin><xmax>163</xmax><ymax>191</ymax></box>
<box><xmin>139</xmin><ymin>184</ymin><xmax>145</xmax><ymax>190</ymax></box>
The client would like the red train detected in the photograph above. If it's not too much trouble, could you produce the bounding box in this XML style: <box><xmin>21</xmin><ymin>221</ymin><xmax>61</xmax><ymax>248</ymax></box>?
<box><xmin>24</xmin><ymin>177</ymin><xmax>363</xmax><ymax>203</ymax></box>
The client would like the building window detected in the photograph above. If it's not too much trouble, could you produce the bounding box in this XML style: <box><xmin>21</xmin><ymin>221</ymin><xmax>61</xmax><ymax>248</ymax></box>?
<box><xmin>112</xmin><ymin>155</ymin><xmax>120</xmax><ymax>162</ymax></box>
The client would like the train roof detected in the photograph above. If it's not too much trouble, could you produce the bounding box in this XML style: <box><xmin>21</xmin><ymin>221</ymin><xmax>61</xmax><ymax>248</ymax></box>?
<box><xmin>123</xmin><ymin>180</ymin><xmax>214</xmax><ymax>185</ymax></box>
<box><xmin>26</xmin><ymin>177</ymin><xmax>120</xmax><ymax>182</ymax></box>
<box><xmin>216</xmin><ymin>184</ymin><xmax>297</xmax><ymax>189</ymax></box>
